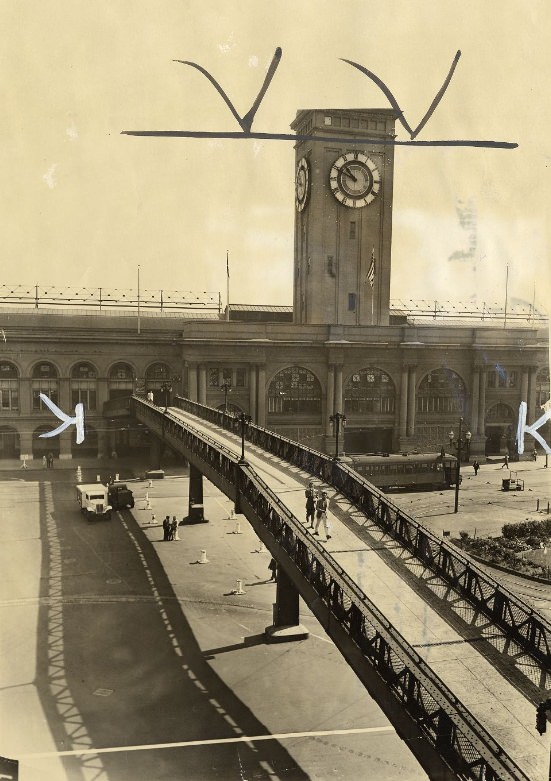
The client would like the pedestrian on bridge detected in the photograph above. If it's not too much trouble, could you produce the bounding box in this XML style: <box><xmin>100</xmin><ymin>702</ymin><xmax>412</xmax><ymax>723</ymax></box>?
<box><xmin>473</xmin><ymin>460</ymin><xmax>480</xmax><ymax>476</ymax></box>
<box><xmin>305</xmin><ymin>482</ymin><xmax>317</xmax><ymax>527</ymax></box>
<box><xmin>314</xmin><ymin>491</ymin><xmax>331</xmax><ymax>540</ymax></box>
<box><xmin>163</xmin><ymin>515</ymin><xmax>171</xmax><ymax>541</ymax></box>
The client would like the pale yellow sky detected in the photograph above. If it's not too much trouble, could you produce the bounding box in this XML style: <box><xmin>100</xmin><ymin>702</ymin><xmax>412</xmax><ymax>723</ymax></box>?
<box><xmin>1</xmin><ymin>1</ymin><xmax>549</xmax><ymax>310</ymax></box>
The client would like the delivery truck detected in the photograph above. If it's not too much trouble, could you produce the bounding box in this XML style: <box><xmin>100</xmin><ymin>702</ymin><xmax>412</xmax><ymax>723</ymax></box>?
<box><xmin>76</xmin><ymin>484</ymin><xmax>112</xmax><ymax>521</ymax></box>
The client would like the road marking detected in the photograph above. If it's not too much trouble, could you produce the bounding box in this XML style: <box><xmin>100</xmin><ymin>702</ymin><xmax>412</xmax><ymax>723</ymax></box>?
<box><xmin>19</xmin><ymin>725</ymin><xmax>396</xmax><ymax>759</ymax></box>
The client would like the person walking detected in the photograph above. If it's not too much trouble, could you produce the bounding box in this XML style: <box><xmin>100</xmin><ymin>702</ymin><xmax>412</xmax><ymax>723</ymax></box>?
<box><xmin>473</xmin><ymin>460</ymin><xmax>480</xmax><ymax>476</ymax></box>
<box><xmin>162</xmin><ymin>515</ymin><xmax>171</xmax><ymax>541</ymax></box>
<box><xmin>47</xmin><ymin>452</ymin><xmax>54</xmax><ymax>469</ymax></box>
<box><xmin>314</xmin><ymin>491</ymin><xmax>330</xmax><ymax>540</ymax></box>
<box><xmin>501</xmin><ymin>454</ymin><xmax>509</xmax><ymax>469</ymax></box>
<box><xmin>305</xmin><ymin>482</ymin><xmax>317</xmax><ymax>527</ymax></box>
<box><xmin>533</xmin><ymin>448</ymin><xmax>538</xmax><ymax>462</ymax></box>
<box><xmin>268</xmin><ymin>558</ymin><xmax>277</xmax><ymax>581</ymax></box>
<box><xmin>42</xmin><ymin>454</ymin><xmax>47</xmax><ymax>469</ymax></box>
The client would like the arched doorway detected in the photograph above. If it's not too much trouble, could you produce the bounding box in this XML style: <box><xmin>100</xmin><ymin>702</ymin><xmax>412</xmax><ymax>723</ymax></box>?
<box><xmin>485</xmin><ymin>403</ymin><xmax>516</xmax><ymax>455</ymax></box>
<box><xmin>32</xmin><ymin>425</ymin><xmax>60</xmax><ymax>460</ymax></box>
<box><xmin>0</xmin><ymin>426</ymin><xmax>20</xmax><ymax>459</ymax></box>
<box><xmin>71</xmin><ymin>424</ymin><xmax>98</xmax><ymax>458</ymax></box>
<box><xmin>344</xmin><ymin>367</ymin><xmax>395</xmax><ymax>453</ymax></box>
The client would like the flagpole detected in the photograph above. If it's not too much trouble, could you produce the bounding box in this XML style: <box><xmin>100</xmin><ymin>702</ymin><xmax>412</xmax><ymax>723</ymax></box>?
<box><xmin>503</xmin><ymin>263</ymin><xmax>509</xmax><ymax>329</ymax></box>
<box><xmin>137</xmin><ymin>264</ymin><xmax>141</xmax><ymax>335</ymax></box>
<box><xmin>226</xmin><ymin>251</ymin><xmax>230</xmax><ymax>321</ymax></box>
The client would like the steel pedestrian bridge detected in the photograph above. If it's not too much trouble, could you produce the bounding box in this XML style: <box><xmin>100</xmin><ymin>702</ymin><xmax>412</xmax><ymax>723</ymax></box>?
<box><xmin>130</xmin><ymin>395</ymin><xmax>550</xmax><ymax>781</ymax></box>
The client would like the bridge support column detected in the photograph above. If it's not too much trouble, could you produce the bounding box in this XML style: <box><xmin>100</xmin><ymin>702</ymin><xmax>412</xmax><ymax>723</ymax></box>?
<box><xmin>186</xmin><ymin>463</ymin><xmax>206</xmax><ymax>523</ymax></box>
<box><xmin>265</xmin><ymin>566</ymin><xmax>309</xmax><ymax>643</ymax></box>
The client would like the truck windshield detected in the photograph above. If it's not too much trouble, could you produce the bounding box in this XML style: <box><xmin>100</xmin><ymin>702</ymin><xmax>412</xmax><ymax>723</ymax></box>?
<box><xmin>89</xmin><ymin>494</ymin><xmax>104</xmax><ymax>500</ymax></box>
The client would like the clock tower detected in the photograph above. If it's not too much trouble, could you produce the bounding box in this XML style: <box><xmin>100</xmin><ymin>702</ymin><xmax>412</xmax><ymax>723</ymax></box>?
<box><xmin>291</xmin><ymin>109</ymin><xmax>397</xmax><ymax>326</ymax></box>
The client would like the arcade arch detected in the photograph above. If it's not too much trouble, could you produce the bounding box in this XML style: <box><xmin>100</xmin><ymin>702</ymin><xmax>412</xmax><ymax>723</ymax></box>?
<box><xmin>417</xmin><ymin>368</ymin><xmax>466</xmax><ymax>415</ymax></box>
<box><xmin>108</xmin><ymin>362</ymin><xmax>135</xmax><ymax>399</ymax></box>
<box><xmin>32</xmin><ymin>362</ymin><xmax>59</xmax><ymax>410</ymax></box>
<box><xmin>267</xmin><ymin>366</ymin><xmax>322</xmax><ymax>416</ymax></box>
<box><xmin>0</xmin><ymin>425</ymin><xmax>19</xmax><ymax>459</ymax></box>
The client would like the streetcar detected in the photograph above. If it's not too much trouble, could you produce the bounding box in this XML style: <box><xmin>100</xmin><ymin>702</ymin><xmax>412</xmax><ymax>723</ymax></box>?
<box><xmin>348</xmin><ymin>452</ymin><xmax>461</xmax><ymax>491</ymax></box>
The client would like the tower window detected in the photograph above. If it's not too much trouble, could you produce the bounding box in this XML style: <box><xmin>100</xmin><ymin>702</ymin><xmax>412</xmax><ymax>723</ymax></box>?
<box><xmin>324</xmin><ymin>115</ymin><xmax>332</xmax><ymax>125</ymax></box>
<box><xmin>348</xmin><ymin>293</ymin><xmax>357</xmax><ymax>311</ymax></box>
<box><xmin>349</xmin><ymin>222</ymin><xmax>356</xmax><ymax>239</ymax></box>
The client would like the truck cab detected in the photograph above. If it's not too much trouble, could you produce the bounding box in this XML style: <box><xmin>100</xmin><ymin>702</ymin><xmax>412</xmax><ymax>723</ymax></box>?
<box><xmin>108</xmin><ymin>483</ymin><xmax>135</xmax><ymax>510</ymax></box>
<box><xmin>76</xmin><ymin>484</ymin><xmax>112</xmax><ymax>521</ymax></box>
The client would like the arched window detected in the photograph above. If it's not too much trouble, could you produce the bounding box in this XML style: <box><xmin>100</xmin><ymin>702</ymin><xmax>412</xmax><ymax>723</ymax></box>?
<box><xmin>32</xmin><ymin>362</ymin><xmax>59</xmax><ymax>411</ymax></box>
<box><xmin>0</xmin><ymin>361</ymin><xmax>19</xmax><ymax>410</ymax></box>
<box><xmin>417</xmin><ymin>368</ymin><xmax>466</xmax><ymax>414</ymax></box>
<box><xmin>268</xmin><ymin>366</ymin><xmax>322</xmax><ymax>415</ymax></box>
<box><xmin>486</xmin><ymin>402</ymin><xmax>515</xmax><ymax>422</ymax></box>
<box><xmin>344</xmin><ymin>368</ymin><xmax>395</xmax><ymax>414</ymax></box>
<box><xmin>108</xmin><ymin>362</ymin><xmax>135</xmax><ymax>400</ymax></box>
<box><xmin>71</xmin><ymin>362</ymin><xmax>97</xmax><ymax>411</ymax></box>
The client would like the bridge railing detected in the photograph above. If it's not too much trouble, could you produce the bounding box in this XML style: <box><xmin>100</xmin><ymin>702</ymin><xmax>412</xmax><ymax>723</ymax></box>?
<box><xmin>134</xmin><ymin>396</ymin><xmax>529</xmax><ymax>781</ymax></box>
<box><xmin>172</xmin><ymin>395</ymin><xmax>551</xmax><ymax>670</ymax></box>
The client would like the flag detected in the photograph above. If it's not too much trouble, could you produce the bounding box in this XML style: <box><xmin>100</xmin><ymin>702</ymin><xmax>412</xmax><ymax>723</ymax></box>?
<box><xmin>367</xmin><ymin>249</ymin><xmax>375</xmax><ymax>288</ymax></box>
<box><xmin>226</xmin><ymin>251</ymin><xmax>230</xmax><ymax>278</ymax></box>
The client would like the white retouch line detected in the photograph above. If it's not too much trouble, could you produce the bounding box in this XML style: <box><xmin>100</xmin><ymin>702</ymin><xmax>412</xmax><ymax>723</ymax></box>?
<box><xmin>20</xmin><ymin>726</ymin><xmax>396</xmax><ymax>759</ymax></box>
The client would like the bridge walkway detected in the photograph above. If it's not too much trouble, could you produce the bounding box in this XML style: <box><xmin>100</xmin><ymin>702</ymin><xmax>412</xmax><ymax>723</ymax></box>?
<box><xmin>167</xmin><ymin>406</ymin><xmax>547</xmax><ymax>781</ymax></box>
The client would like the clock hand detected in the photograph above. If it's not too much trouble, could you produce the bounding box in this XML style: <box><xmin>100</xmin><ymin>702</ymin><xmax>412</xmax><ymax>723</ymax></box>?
<box><xmin>342</xmin><ymin>166</ymin><xmax>358</xmax><ymax>183</ymax></box>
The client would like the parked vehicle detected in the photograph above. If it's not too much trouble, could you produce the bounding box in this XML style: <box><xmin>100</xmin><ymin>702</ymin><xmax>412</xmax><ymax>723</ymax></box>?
<box><xmin>108</xmin><ymin>483</ymin><xmax>135</xmax><ymax>509</ymax></box>
<box><xmin>76</xmin><ymin>484</ymin><xmax>112</xmax><ymax>520</ymax></box>
<box><xmin>348</xmin><ymin>452</ymin><xmax>461</xmax><ymax>490</ymax></box>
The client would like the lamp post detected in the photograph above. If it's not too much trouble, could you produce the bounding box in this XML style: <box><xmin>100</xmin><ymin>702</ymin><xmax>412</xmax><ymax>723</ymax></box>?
<box><xmin>330</xmin><ymin>412</ymin><xmax>347</xmax><ymax>461</ymax></box>
<box><xmin>448</xmin><ymin>418</ymin><xmax>472</xmax><ymax>513</ymax></box>
<box><xmin>221</xmin><ymin>381</ymin><xmax>232</xmax><ymax>413</ymax></box>
<box><xmin>160</xmin><ymin>382</ymin><xmax>172</xmax><ymax>414</ymax></box>
<box><xmin>236</xmin><ymin>412</ymin><xmax>252</xmax><ymax>464</ymax></box>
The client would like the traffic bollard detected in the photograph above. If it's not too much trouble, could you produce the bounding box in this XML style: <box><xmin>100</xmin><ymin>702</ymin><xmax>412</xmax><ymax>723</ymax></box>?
<box><xmin>234</xmin><ymin>579</ymin><xmax>245</xmax><ymax>595</ymax></box>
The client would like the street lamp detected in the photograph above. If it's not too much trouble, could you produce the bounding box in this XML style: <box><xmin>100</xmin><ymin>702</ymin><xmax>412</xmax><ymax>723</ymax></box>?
<box><xmin>330</xmin><ymin>412</ymin><xmax>347</xmax><ymax>461</ymax></box>
<box><xmin>221</xmin><ymin>381</ymin><xmax>232</xmax><ymax>413</ymax></box>
<box><xmin>236</xmin><ymin>412</ymin><xmax>252</xmax><ymax>464</ymax></box>
<box><xmin>448</xmin><ymin>418</ymin><xmax>472</xmax><ymax>513</ymax></box>
<box><xmin>160</xmin><ymin>382</ymin><xmax>172</xmax><ymax>413</ymax></box>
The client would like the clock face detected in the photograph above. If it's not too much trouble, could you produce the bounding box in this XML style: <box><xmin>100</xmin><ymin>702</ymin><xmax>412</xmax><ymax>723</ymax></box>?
<box><xmin>295</xmin><ymin>157</ymin><xmax>310</xmax><ymax>211</ymax></box>
<box><xmin>329</xmin><ymin>152</ymin><xmax>380</xmax><ymax>208</ymax></box>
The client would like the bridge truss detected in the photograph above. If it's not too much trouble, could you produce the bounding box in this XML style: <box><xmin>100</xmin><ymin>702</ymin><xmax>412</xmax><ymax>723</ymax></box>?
<box><xmin>133</xmin><ymin>396</ymin><xmax>538</xmax><ymax>781</ymax></box>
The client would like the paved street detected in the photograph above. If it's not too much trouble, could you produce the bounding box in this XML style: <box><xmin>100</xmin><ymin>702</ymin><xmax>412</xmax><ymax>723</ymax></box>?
<box><xmin>0</xmin><ymin>465</ymin><xmax>427</xmax><ymax>781</ymax></box>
